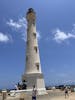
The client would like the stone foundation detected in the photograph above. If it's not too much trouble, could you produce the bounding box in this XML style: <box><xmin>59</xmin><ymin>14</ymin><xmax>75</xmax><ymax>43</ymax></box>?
<box><xmin>22</xmin><ymin>73</ymin><xmax>47</xmax><ymax>95</ymax></box>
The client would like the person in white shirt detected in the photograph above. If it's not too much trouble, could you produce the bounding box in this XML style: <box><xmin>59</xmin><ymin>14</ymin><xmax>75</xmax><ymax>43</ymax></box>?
<box><xmin>32</xmin><ymin>85</ymin><xmax>37</xmax><ymax>100</ymax></box>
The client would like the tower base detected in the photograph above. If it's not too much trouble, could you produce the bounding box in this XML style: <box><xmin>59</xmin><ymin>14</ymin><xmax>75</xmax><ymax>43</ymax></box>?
<box><xmin>22</xmin><ymin>73</ymin><xmax>47</xmax><ymax>95</ymax></box>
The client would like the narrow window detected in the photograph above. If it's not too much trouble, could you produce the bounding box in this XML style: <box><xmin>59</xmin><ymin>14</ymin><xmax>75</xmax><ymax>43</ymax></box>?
<box><xmin>36</xmin><ymin>63</ymin><xmax>39</xmax><ymax>70</ymax></box>
<box><xmin>34</xmin><ymin>46</ymin><xmax>38</xmax><ymax>53</ymax></box>
<box><xmin>33</xmin><ymin>33</ymin><xmax>36</xmax><ymax>38</ymax></box>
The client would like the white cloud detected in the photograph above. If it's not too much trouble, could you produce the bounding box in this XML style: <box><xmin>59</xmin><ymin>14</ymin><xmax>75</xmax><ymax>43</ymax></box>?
<box><xmin>53</xmin><ymin>29</ymin><xmax>75</xmax><ymax>43</ymax></box>
<box><xmin>36</xmin><ymin>31</ymin><xmax>41</xmax><ymax>40</ymax></box>
<box><xmin>7</xmin><ymin>17</ymin><xmax>27</xmax><ymax>41</ymax></box>
<box><xmin>0</xmin><ymin>32</ymin><xmax>10</xmax><ymax>43</ymax></box>
<box><xmin>7</xmin><ymin>17</ymin><xmax>41</xmax><ymax>42</ymax></box>
<box><xmin>7</xmin><ymin>18</ymin><xmax>27</xmax><ymax>29</ymax></box>
<box><xmin>7</xmin><ymin>19</ymin><xmax>22</xmax><ymax>29</ymax></box>
<box><xmin>22</xmin><ymin>32</ymin><xmax>27</xmax><ymax>42</ymax></box>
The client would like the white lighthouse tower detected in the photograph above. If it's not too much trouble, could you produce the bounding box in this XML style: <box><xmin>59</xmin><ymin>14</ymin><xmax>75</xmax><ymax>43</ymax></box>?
<box><xmin>22</xmin><ymin>8</ymin><xmax>46</xmax><ymax>95</ymax></box>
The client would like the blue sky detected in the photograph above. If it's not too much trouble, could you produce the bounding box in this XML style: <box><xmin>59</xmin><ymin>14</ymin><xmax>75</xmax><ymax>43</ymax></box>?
<box><xmin>0</xmin><ymin>0</ymin><xmax>75</xmax><ymax>88</ymax></box>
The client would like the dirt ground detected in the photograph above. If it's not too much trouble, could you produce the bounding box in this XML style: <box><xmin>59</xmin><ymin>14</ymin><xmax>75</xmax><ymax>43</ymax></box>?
<box><xmin>0</xmin><ymin>90</ymin><xmax>75</xmax><ymax>100</ymax></box>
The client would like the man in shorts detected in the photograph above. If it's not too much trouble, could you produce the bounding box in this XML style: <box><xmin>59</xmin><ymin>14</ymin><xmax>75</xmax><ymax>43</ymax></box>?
<box><xmin>32</xmin><ymin>85</ymin><xmax>37</xmax><ymax>100</ymax></box>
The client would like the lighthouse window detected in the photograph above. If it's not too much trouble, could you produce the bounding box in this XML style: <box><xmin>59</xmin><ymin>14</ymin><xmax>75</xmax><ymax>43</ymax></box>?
<box><xmin>36</xmin><ymin>63</ymin><xmax>39</xmax><ymax>70</ymax></box>
<box><xmin>34</xmin><ymin>46</ymin><xmax>37</xmax><ymax>53</ymax></box>
<box><xmin>33</xmin><ymin>23</ymin><xmax>35</xmax><ymax>25</ymax></box>
<box><xmin>33</xmin><ymin>33</ymin><xmax>36</xmax><ymax>38</ymax></box>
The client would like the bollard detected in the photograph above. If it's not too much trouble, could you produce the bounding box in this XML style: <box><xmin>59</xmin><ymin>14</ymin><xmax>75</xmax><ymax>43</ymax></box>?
<box><xmin>2</xmin><ymin>89</ymin><xmax>7</xmax><ymax>100</ymax></box>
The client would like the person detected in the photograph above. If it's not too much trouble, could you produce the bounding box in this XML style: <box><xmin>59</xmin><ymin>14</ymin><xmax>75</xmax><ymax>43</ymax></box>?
<box><xmin>65</xmin><ymin>87</ymin><xmax>69</xmax><ymax>98</ymax></box>
<box><xmin>15</xmin><ymin>84</ymin><xmax>18</xmax><ymax>90</ymax></box>
<box><xmin>32</xmin><ymin>85</ymin><xmax>37</xmax><ymax>100</ymax></box>
<box><xmin>17</xmin><ymin>82</ymin><xmax>22</xmax><ymax>90</ymax></box>
<box><xmin>22</xmin><ymin>80</ymin><xmax>27</xmax><ymax>89</ymax></box>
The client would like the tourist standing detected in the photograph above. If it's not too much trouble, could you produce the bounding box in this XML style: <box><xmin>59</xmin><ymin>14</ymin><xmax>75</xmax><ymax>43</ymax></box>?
<box><xmin>15</xmin><ymin>84</ymin><xmax>18</xmax><ymax>90</ymax></box>
<box><xmin>32</xmin><ymin>85</ymin><xmax>37</xmax><ymax>100</ymax></box>
<box><xmin>65</xmin><ymin>87</ymin><xmax>69</xmax><ymax>98</ymax></box>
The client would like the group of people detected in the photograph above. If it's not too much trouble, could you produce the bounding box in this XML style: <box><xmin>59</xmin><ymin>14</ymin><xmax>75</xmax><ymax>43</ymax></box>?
<box><xmin>15</xmin><ymin>82</ymin><xmax>27</xmax><ymax>90</ymax></box>
<box><xmin>15</xmin><ymin>83</ymin><xmax>37</xmax><ymax>100</ymax></box>
<box><xmin>32</xmin><ymin>86</ymin><xmax>70</xmax><ymax>100</ymax></box>
<box><xmin>15</xmin><ymin>83</ymin><xmax>69</xmax><ymax>100</ymax></box>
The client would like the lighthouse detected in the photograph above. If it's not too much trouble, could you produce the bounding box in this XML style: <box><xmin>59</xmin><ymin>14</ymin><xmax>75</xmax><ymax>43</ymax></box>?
<box><xmin>22</xmin><ymin>8</ymin><xmax>46</xmax><ymax>95</ymax></box>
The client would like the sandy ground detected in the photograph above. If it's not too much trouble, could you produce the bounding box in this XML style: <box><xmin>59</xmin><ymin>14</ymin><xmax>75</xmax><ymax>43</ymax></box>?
<box><xmin>50</xmin><ymin>93</ymin><xmax>75</xmax><ymax>100</ymax></box>
<box><xmin>0</xmin><ymin>96</ymin><xmax>2</xmax><ymax>100</ymax></box>
<box><xmin>37</xmin><ymin>90</ymin><xmax>75</xmax><ymax>100</ymax></box>
<box><xmin>37</xmin><ymin>93</ymin><xmax>75</xmax><ymax>100</ymax></box>
<box><xmin>0</xmin><ymin>90</ymin><xmax>75</xmax><ymax>100</ymax></box>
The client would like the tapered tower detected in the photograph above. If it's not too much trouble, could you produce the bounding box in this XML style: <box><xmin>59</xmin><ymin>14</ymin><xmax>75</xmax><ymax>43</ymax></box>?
<box><xmin>22</xmin><ymin>8</ymin><xmax>46</xmax><ymax>95</ymax></box>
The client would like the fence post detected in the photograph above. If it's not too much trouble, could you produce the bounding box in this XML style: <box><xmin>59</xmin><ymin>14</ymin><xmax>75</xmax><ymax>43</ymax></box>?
<box><xmin>2</xmin><ymin>89</ymin><xmax>7</xmax><ymax>100</ymax></box>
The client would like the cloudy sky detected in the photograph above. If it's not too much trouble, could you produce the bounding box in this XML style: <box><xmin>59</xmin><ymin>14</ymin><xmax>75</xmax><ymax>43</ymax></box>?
<box><xmin>0</xmin><ymin>0</ymin><xmax>75</xmax><ymax>88</ymax></box>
